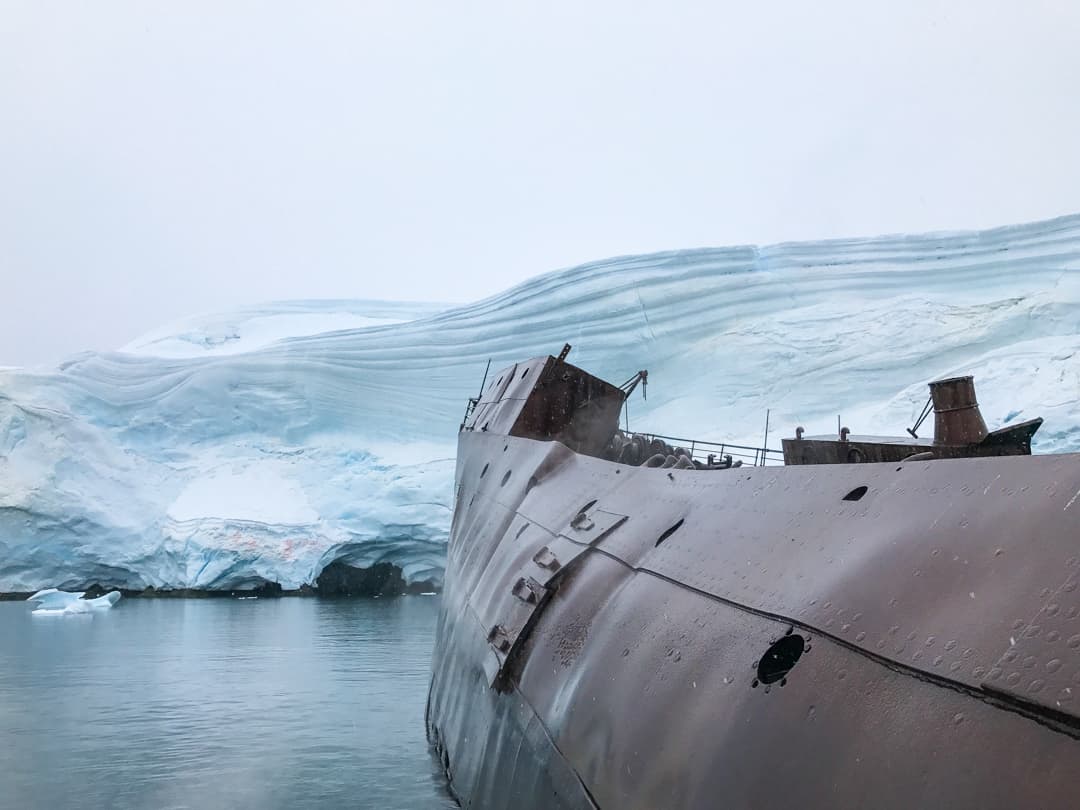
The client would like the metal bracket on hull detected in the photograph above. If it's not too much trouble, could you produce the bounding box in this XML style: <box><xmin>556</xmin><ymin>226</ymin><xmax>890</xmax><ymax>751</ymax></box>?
<box><xmin>483</xmin><ymin>505</ymin><xmax>628</xmax><ymax>689</ymax></box>
<box><xmin>513</xmin><ymin>576</ymin><xmax>545</xmax><ymax>604</ymax></box>
<box><xmin>532</xmin><ymin>508</ymin><xmax>628</xmax><ymax>587</ymax></box>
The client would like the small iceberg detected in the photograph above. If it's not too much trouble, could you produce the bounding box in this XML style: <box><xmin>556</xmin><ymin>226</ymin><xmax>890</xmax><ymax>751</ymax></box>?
<box><xmin>27</xmin><ymin>588</ymin><xmax>122</xmax><ymax>616</ymax></box>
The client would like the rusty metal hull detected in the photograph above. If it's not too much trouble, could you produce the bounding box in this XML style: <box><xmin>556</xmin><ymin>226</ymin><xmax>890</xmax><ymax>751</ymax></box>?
<box><xmin>428</xmin><ymin>429</ymin><xmax>1080</xmax><ymax>809</ymax></box>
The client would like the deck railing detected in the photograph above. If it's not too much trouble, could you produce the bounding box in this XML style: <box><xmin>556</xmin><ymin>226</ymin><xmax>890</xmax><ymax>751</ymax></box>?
<box><xmin>640</xmin><ymin>433</ymin><xmax>785</xmax><ymax>467</ymax></box>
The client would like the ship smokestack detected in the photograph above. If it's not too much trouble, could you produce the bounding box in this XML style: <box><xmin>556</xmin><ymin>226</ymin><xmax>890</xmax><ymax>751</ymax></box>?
<box><xmin>929</xmin><ymin>376</ymin><xmax>988</xmax><ymax>446</ymax></box>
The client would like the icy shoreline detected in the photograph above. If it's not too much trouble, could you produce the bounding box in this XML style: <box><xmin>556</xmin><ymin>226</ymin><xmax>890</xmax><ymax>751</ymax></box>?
<box><xmin>2</xmin><ymin>217</ymin><xmax>1079</xmax><ymax>591</ymax></box>
<box><xmin>0</xmin><ymin>561</ymin><xmax>442</xmax><ymax>600</ymax></box>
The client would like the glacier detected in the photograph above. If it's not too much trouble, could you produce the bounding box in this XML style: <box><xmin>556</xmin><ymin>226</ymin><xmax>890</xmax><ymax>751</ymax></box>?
<box><xmin>1</xmin><ymin>216</ymin><xmax>1079</xmax><ymax>592</ymax></box>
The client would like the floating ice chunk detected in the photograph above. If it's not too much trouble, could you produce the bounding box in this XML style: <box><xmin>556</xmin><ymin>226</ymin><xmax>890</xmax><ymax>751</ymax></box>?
<box><xmin>85</xmin><ymin>591</ymin><xmax>122</xmax><ymax>608</ymax></box>
<box><xmin>27</xmin><ymin>588</ymin><xmax>121</xmax><ymax>615</ymax></box>
<box><xmin>27</xmin><ymin>589</ymin><xmax>85</xmax><ymax>610</ymax></box>
<box><xmin>31</xmin><ymin>603</ymin><xmax>92</xmax><ymax>616</ymax></box>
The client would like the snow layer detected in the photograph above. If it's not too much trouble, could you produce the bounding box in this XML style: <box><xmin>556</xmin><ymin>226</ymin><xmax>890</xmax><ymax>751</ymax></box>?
<box><xmin>2</xmin><ymin>217</ymin><xmax>1079</xmax><ymax>591</ymax></box>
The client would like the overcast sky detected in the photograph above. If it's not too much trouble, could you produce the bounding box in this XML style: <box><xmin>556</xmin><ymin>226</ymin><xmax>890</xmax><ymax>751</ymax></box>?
<box><xmin>2</xmin><ymin>1</ymin><xmax>1079</xmax><ymax>366</ymax></box>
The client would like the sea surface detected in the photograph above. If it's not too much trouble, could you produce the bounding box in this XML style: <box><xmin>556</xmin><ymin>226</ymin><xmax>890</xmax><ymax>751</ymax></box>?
<box><xmin>0</xmin><ymin>597</ymin><xmax>457</xmax><ymax>810</ymax></box>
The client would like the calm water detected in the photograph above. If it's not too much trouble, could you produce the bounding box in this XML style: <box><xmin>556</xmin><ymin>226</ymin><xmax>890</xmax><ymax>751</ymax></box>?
<box><xmin>0</xmin><ymin>597</ymin><xmax>457</xmax><ymax>810</ymax></box>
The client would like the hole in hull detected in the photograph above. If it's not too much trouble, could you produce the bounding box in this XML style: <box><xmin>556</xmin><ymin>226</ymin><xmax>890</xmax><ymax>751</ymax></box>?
<box><xmin>757</xmin><ymin>634</ymin><xmax>806</xmax><ymax>685</ymax></box>
<box><xmin>655</xmin><ymin>519</ymin><xmax>685</xmax><ymax>547</ymax></box>
<box><xmin>842</xmin><ymin>485</ymin><xmax>868</xmax><ymax>501</ymax></box>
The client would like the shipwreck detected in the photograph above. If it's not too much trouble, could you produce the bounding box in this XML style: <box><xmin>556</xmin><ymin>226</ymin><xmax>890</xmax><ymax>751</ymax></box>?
<box><xmin>427</xmin><ymin>346</ymin><xmax>1080</xmax><ymax>809</ymax></box>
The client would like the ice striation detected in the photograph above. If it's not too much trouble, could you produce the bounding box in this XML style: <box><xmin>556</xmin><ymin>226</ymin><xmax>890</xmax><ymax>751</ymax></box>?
<box><xmin>1</xmin><ymin>218</ymin><xmax>1079</xmax><ymax>591</ymax></box>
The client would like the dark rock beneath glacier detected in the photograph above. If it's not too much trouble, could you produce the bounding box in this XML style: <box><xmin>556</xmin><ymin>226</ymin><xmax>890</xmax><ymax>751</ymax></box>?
<box><xmin>404</xmin><ymin>579</ymin><xmax>440</xmax><ymax>595</ymax></box>
<box><xmin>316</xmin><ymin>561</ymin><xmax>408</xmax><ymax>597</ymax></box>
<box><xmin>249</xmin><ymin>580</ymin><xmax>283</xmax><ymax>598</ymax></box>
<box><xmin>0</xmin><ymin>571</ymin><xmax>439</xmax><ymax>599</ymax></box>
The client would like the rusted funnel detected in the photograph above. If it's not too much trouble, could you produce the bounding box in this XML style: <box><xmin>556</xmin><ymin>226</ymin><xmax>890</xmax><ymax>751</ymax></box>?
<box><xmin>929</xmin><ymin>376</ymin><xmax>988</xmax><ymax>446</ymax></box>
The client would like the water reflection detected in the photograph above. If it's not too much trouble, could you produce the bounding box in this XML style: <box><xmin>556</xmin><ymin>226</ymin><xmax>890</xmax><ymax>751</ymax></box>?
<box><xmin>0</xmin><ymin>597</ymin><xmax>456</xmax><ymax>810</ymax></box>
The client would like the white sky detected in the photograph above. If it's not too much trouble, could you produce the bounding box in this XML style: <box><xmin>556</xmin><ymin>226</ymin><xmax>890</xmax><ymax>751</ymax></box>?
<box><xmin>2</xmin><ymin>1</ymin><xmax>1079</xmax><ymax>366</ymax></box>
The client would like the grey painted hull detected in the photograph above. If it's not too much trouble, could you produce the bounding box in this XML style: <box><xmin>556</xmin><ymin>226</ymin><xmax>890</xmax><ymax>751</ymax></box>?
<box><xmin>428</xmin><ymin>429</ymin><xmax>1080</xmax><ymax>808</ymax></box>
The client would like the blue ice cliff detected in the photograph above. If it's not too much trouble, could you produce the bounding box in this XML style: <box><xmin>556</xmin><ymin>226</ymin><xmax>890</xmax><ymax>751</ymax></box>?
<box><xmin>1</xmin><ymin>217</ymin><xmax>1079</xmax><ymax>591</ymax></box>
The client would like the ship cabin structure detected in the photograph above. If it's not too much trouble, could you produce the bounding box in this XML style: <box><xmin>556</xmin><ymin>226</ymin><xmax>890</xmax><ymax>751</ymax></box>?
<box><xmin>464</xmin><ymin>345</ymin><xmax>1041</xmax><ymax>471</ymax></box>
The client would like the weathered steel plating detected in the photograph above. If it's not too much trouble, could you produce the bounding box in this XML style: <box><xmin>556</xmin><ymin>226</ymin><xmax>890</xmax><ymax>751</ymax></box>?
<box><xmin>929</xmin><ymin>375</ymin><xmax>989</xmax><ymax>445</ymax></box>
<box><xmin>428</xmin><ymin>354</ymin><xmax>1080</xmax><ymax>809</ymax></box>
